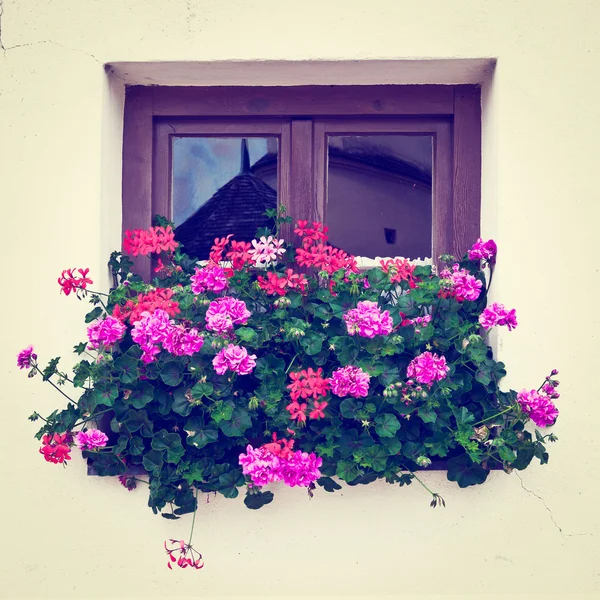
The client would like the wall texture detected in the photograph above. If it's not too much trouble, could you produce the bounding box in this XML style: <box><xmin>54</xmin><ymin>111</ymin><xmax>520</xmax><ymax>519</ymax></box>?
<box><xmin>1</xmin><ymin>1</ymin><xmax>599</xmax><ymax>599</ymax></box>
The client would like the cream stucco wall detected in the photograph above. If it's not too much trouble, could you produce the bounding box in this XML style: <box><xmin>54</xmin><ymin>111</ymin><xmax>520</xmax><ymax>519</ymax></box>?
<box><xmin>1</xmin><ymin>1</ymin><xmax>599</xmax><ymax>599</ymax></box>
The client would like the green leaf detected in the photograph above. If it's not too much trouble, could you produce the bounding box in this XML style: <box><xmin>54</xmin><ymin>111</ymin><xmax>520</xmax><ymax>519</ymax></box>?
<box><xmin>89</xmin><ymin>453</ymin><xmax>126</xmax><ymax>477</ymax></box>
<box><xmin>128</xmin><ymin>381</ymin><xmax>154</xmax><ymax>409</ymax></box>
<box><xmin>217</xmin><ymin>469</ymin><xmax>244</xmax><ymax>498</ymax></box>
<box><xmin>300</xmin><ymin>331</ymin><xmax>325</xmax><ymax>355</ymax></box>
<box><xmin>236</xmin><ymin>327</ymin><xmax>258</xmax><ymax>344</ymax></box>
<box><xmin>211</xmin><ymin>400</ymin><xmax>234</xmax><ymax>424</ymax></box>
<box><xmin>185</xmin><ymin>422</ymin><xmax>219</xmax><ymax>449</ymax></box>
<box><xmin>42</xmin><ymin>357</ymin><xmax>60</xmax><ymax>381</ymax></box>
<box><xmin>336</xmin><ymin>460</ymin><xmax>362</xmax><ymax>482</ymax></box>
<box><xmin>191</xmin><ymin>381</ymin><xmax>214</xmax><ymax>400</ymax></box>
<box><xmin>361</xmin><ymin>445</ymin><xmax>389</xmax><ymax>472</ymax></box>
<box><xmin>72</xmin><ymin>360</ymin><xmax>92</xmax><ymax>388</ymax></box>
<box><xmin>151</xmin><ymin>429</ymin><xmax>185</xmax><ymax>463</ymax></box>
<box><xmin>84</xmin><ymin>307</ymin><xmax>103</xmax><ymax>323</ymax></box>
<box><xmin>339</xmin><ymin>398</ymin><xmax>364</xmax><ymax>419</ymax></box>
<box><xmin>172</xmin><ymin>387</ymin><xmax>193</xmax><ymax>417</ymax></box>
<box><xmin>418</xmin><ymin>407</ymin><xmax>437</xmax><ymax>424</ymax></box>
<box><xmin>114</xmin><ymin>355</ymin><xmax>139</xmax><ymax>385</ymax></box>
<box><xmin>219</xmin><ymin>408</ymin><xmax>252</xmax><ymax>437</ymax></box>
<box><xmin>513</xmin><ymin>444</ymin><xmax>536</xmax><ymax>470</ymax></box>
<box><xmin>498</xmin><ymin>445</ymin><xmax>516</xmax><ymax>463</ymax></box>
<box><xmin>424</xmin><ymin>431</ymin><xmax>452</xmax><ymax>457</ymax></box>
<box><xmin>381</xmin><ymin>436</ymin><xmax>402</xmax><ymax>456</ymax></box>
<box><xmin>447</xmin><ymin>455</ymin><xmax>489</xmax><ymax>488</ymax></box>
<box><xmin>255</xmin><ymin>354</ymin><xmax>286</xmax><ymax>380</ymax></box>
<box><xmin>160</xmin><ymin>361</ymin><xmax>184</xmax><ymax>387</ymax></box>
<box><xmin>129</xmin><ymin>436</ymin><xmax>145</xmax><ymax>455</ymax></box>
<box><xmin>453</xmin><ymin>406</ymin><xmax>475</xmax><ymax>428</ymax></box>
<box><xmin>123</xmin><ymin>409</ymin><xmax>154</xmax><ymax>438</ymax></box>
<box><xmin>244</xmin><ymin>490</ymin><xmax>275</xmax><ymax>509</ymax></box>
<box><xmin>317</xmin><ymin>476</ymin><xmax>342</xmax><ymax>492</ymax></box>
<box><xmin>374</xmin><ymin>413</ymin><xmax>401</xmax><ymax>438</ymax></box>
<box><xmin>91</xmin><ymin>383</ymin><xmax>119</xmax><ymax>408</ymax></box>
<box><xmin>142</xmin><ymin>449</ymin><xmax>164</xmax><ymax>474</ymax></box>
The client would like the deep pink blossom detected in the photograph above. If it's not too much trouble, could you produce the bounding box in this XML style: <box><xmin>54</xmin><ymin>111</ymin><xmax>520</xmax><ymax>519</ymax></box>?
<box><xmin>330</xmin><ymin>365</ymin><xmax>371</xmax><ymax>398</ymax></box>
<box><xmin>17</xmin><ymin>345</ymin><xmax>37</xmax><ymax>370</ymax></box>
<box><xmin>517</xmin><ymin>389</ymin><xmax>559</xmax><ymax>428</ymax></box>
<box><xmin>406</xmin><ymin>351</ymin><xmax>449</xmax><ymax>385</ymax></box>
<box><xmin>190</xmin><ymin>265</ymin><xmax>229</xmax><ymax>294</ymax></box>
<box><xmin>440</xmin><ymin>264</ymin><xmax>483</xmax><ymax>302</ymax></box>
<box><xmin>343</xmin><ymin>301</ymin><xmax>393</xmax><ymax>338</ymax></box>
<box><xmin>205</xmin><ymin>297</ymin><xmax>251</xmax><ymax>334</ymax></box>
<box><xmin>468</xmin><ymin>238</ymin><xmax>497</xmax><ymax>265</ymax></box>
<box><xmin>87</xmin><ymin>316</ymin><xmax>127</xmax><ymax>349</ymax></box>
<box><xmin>479</xmin><ymin>303</ymin><xmax>518</xmax><ymax>331</ymax></box>
<box><xmin>213</xmin><ymin>344</ymin><xmax>256</xmax><ymax>375</ymax></box>
<box><xmin>239</xmin><ymin>443</ymin><xmax>322</xmax><ymax>488</ymax></box>
<box><xmin>131</xmin><ymin>309</ymin><xmax>203</xmax><ymax>363</ymax></box>
<box><xmin>74</xmin><ymin>429</ymin><xmax>109</xmax><ymax>450</ymax></box>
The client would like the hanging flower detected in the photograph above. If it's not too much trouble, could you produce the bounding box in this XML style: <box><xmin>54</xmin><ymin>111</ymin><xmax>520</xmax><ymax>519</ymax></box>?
<box><xmin>39</xmin><ymin>432</ymin><xmax>72</xmax><ymax>464</ymax></box>
<box><xmin>164</xmin><ymin>539</ymin><xmax>204</xmax><ymax>570</ymax></box>
<box><xmin>74</xmin><ymin>429</ymin><xmax>109</xmax><ymax>450</ymax></box>
<box><xmin>58</xmin><ymin>268</ymin><xmax>93</xmax><ymax>296</ymax></box>
<box><xmin>17</xmin><ymin>345</ymin><xmax>37</xmax><ymax>370</ymax></box>
<box><xmin>468</xmin><ymin>238</ymin><xmax>497</xmax><ymax>266</ymax></box>
<box><xmin>479</xmin><ymin>303</ymin><xmax>518</xmax><ymax>331</ymax></box>
<box><xmin>517</xmin><ymin>389</ymin><xmax>559</xmax><ymax>428</ymax></box>
<box><xmin>440</xmin><ymin>264</ymin><xmax>483</xmax><ymax>302</ymax></box>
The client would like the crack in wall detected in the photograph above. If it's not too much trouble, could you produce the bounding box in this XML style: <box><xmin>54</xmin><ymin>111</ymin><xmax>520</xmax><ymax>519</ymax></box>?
<box><xmin>3</xmin><ymin>38</ymin><xmax>101</xmax><ymax>63</ymax></box>
<box><xmin>0</xmin><ymin>0</ymin><xmax>6</xmax><ymax>52</ymax></box>
<box><xmin>515</xmin><ymin>472</ymin><xmax>564</xmax><ymax>536</ymax></box>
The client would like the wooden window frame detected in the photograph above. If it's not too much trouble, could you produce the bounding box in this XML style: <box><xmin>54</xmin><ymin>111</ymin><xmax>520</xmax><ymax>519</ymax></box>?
<box><xmin>123</xmin><ymin>85</ymin><xmax>481</xmax><ymax>279</ymax></box>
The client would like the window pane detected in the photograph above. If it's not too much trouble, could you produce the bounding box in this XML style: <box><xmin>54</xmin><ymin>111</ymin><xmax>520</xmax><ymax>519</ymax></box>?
<box><xmin>326</xmin><ymin>135</ymin><xmax>432</xmax><ymax>260</ymax></box>
<box><xmin>173</xmin><ymin>137</ymin><xmax>278</xmax><ymax>260</ymax></box>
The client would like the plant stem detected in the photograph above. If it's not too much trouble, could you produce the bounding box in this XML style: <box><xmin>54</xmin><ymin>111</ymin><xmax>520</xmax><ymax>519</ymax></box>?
<box><xmin>473</xmin><ymin>404</ymin><xmax>517</xmax><ymax>426</ymax></box>
<box><xmin>401</xmin><ymin>465</ymin><xmax>436</xmax><ymax>497</ymax></box>
<box><xmin>188</xmin><ymin>488</ymin><xmax>199</xmax><ymax>548</ymax></box>
<box><xmin>285</xmin><ymin>353</ymin><xmax>298</xmax><ymax>374</ymax></box>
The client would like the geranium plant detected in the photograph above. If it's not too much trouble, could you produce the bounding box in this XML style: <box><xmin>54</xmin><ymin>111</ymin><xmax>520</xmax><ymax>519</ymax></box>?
<box><xmin>19</xmin><ymin>209</ymin><xmax>560</xmax><ymax>568</ymax></box>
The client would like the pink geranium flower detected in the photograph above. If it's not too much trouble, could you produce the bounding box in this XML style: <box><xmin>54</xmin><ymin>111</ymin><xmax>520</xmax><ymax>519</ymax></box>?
<box><xmin>17</xmin><ymin>345</ymin><xmax>37</xmax><ymax>370</ymax></box>
<box><xmin>479</xmin><ymin>303</ymin><xmax>518</xmax><ymax>331</ymax></box>
<box><xmin>517</xmin><ymin>389</ymin><xmax>559</xmax><ymax>428</ymax></box>
<box><xmin>190</xmin><ymin>265</ymin><xmax>229</xmax><ymax>295</ymax></box>
<box><xmin>330</xmin><ymin>365</ymin><xmax>371</xmax><ymax>398</ymax></box>
<box><xmin>87</xmin><ymin>316</ymin><xmax>127</xmax><ymax>349</ymax></box>
<box><xmin>205</xmin><ymin>297</ymin><xmax>251</xmax><ymax>334</ymax></box>
<box><xmin>343</xmin><ymin>301</ymin><xmax>393</xmax><ymax>338</ymax></box>
<box><xmin>406</xmin><ymin>352</ymin><xmax>449</xmax><ymax>385</ymax></box>
<box><xmin>213</xmin><ymin>344</ymin><xmax>256</xmax><ymax>375</ymax></box>
<box><xmin>74</xmin><ymin>429</ymin><xmax>109</xmax><ymax>450</ymax></box>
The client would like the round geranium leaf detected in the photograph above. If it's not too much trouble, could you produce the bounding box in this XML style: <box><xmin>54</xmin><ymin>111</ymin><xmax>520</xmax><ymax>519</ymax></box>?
<box><xmin>374</xmin><ymin>413</ymin><xmax>401</xmax><ymax>438</ymax></box>
<box><xmin>244</xmin><ymin>490</ymin><xmax>275</xmax><ymax>509</ymax></box>
<box><xmin>151</xmin><ymin>429</ymin><xmax>185</xmax><ymax>463</ymax></box>
<box><xmin>160</xmin><ymin>361</ymin><xmax>184</xmax><ymax>387</ymax></box>
<box><xmin>219</xmin><ymin>408</ymin><xmax>252</xmax><ymax>437</ymax></box>
<box><xmin>447</xmin><ymin>455</ymin><xmax>489</xmax><ymax>488</ymax></box>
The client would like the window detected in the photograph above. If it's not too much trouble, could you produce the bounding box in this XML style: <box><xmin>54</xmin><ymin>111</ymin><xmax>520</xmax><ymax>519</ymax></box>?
<box><xmin>122</xmin><ymin>85</ymin><xmax>480</xmax><ymax>278</ymax></box>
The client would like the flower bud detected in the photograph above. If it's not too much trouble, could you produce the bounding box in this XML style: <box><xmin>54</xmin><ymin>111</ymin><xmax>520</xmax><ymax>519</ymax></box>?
<box><xmin>248</xmin><ymin>397</ymin><xmax>259</xmax><ymax>410</ymax></box>
<box><xmin>415</xmin><ymin>456</ymin><xmax>432</xmax><ymax>468</ymax></box>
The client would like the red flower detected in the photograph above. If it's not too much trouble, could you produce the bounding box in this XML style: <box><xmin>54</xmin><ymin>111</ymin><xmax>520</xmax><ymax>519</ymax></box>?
<box><xmin>257</xmin><ymin>269</ymin><xmax>309</xmax><ymax>296</ymax></box>
<box><xmin>164</xmin><ymin>539</ymin><xmax>204</xmax><ymax>570</ymax></box>
<box><xmin>285</xmin><ymin>401</ymin><xmax>307</xmax><ymax>423</ymax></box>
<box><xmin>296</xmin><ymin>243</ymin><xmax>358</xmax><ymax>275</ymax></box>
<box><xmin>209</xmin><ymin>235</ymin><xmax>233</xmax><ymax>264</ymax></box>
<box><xmin>262</xmin><ymin>433</ymin><xmax>296</xmax><ymax>459</ymax></box>
<box><xmin>309</xmin><ymin>400</ymin><xmax>328</xmax><ymax>420</ymax></box>
<box><xmin>112</xmin><ymin>288</ymin><xmax>180</xmax><ymax>323</ymax></box>
<box><xmin>380</xmin><ymin>258</ymin><xmax>418</xmax><ymax>288</ymax></box>
<box><xmin>124</xmin><ymin>226</ymin><xmax>179</xmax><ymax>257</ymax></box>
<box><xmin>58</xmin><ymin>268</ymin><xmax>93</xmax><ymax>296</ymax></box>
<box><xmin>39</xmin><ymin>432</ymin><xmax>72</xmax><ymax>464</ymax></box>
<box><xmin>226</xmin><ymin>240</ymin><xmax>255</xmax><ymax>270</ymax></box>
<box><xmin>118</xmin><ymin>475</ymin><xmax>137</xmax><ymax>491</ymax></box>
<box><xmin>294</xmin><ymin>220</ymin><xmax>329</xmax><ymax>247</ymax></box>
<box><xmin>287</xmin><ymin>368</ymin><xmax>330</xmax><ymax>402</ymax></box>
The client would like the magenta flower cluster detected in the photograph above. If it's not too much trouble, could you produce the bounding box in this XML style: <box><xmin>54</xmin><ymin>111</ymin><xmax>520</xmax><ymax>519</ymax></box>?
<box><xmin>17</xmin><ymin>345</ymin><xmax>37</xmax><ymax>370</ymax></box>
<box><xmin>74</xmin><ymin>428</ymin><xmax>109</xmax><ymax>450</ymax></box>
<box><xmin>441</xmin><ymin>264</ymin><xmax>483</xmax><ymax>302</ymax></box>
<box><xmin>517</xmin><ymin>389</ymin><xmax>559</xmax><ymax>428</ymax></box>
<box><xmin>212</xmin><ymin>344</ymin><xmax>257</xmax><ymax>375</ymax></box>
<box><xmin>343</xmin><ymin>300</ymin><xmax>393</xmax><ymax>338</ymax></box>
<box><xmin>131</xmin><ymin>309</ymin><xmax>204</xmax><ymax>363</ymax></box>
<box><xmin>406</xmin><ymin>351</ymin><xmax>449</xmax><ymax>385</ymax></box>
<box><xmin>239</xmin><ymin>445</ymin><xmax>322</xmax><ymax>488</ymax></box>
<box><xmin>479</xmin><ymin>302</ymin><xmax>518</xmax><ymax>331</ymax></box>
<box><xmin>205</xmin><ymin>297</ymin><xmax>251</xmax><ymax>334</ymax></box>
<box><xmin>87</xmin><ymin>316</ymin><xmax>127</xmax><ymax>349</ymax></box>
<box><xmin>468</xmin><ymin>237</ymin><xmax>497</xmax><ymax>265</ymax></box>
<box><xmin>190</xmin><ymin>265</ymin><xmax>229</xmax><ymax>295</ymax></box>
<box><xmin>330</xmin><ymin>365</ymin><xmax>371</xmax><ymax>398</ymax></box>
